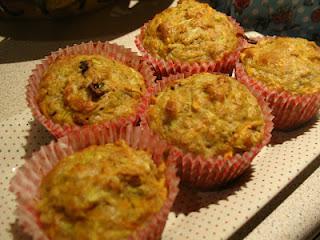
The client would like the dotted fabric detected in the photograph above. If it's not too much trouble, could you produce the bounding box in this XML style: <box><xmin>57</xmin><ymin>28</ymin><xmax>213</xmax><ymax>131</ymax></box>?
<box><xmin>246</xmin><ymin>164</ymin><xmax>320</xmax><ymax>240</ymax></box>
<box><xmin>0</xmin><ymin>30</ymin><xmax>320</xmax><ymax>240</ymax></box>
<box><xmin>2</xmin><ymin>110</ymin><xmax>319</xmax><ymax>240</ymax></box>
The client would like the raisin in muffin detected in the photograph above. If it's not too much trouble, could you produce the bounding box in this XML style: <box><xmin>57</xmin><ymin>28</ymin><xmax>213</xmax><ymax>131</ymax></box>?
<box><xmin>37</xmin><ymin>54</ymin><xmax>146</xmax><ymax>126</ymax></box>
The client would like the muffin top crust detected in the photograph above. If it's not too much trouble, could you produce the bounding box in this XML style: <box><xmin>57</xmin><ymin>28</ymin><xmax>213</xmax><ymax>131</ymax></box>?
<box><xmin>38</xmin><ymin>54</ymin><xmax>146</xmax><ymax>125</ymax></box>
<box><xmin>142</xmin><ymin>0</ymin><xmax>241</xmax><ymax>63</ymax></box>
<box><xmin>240</xmin><ymin>37</ymin><xmax>320</xmax><ymax>95</ymax></box>
<box><xmin>147</xmin><ymin>73</ymin><xmax>265</xmax><ymax>158</ymax></box>
<box><xmin>37</xmin><ymin>141</ymin><xmax>167</xmax><ymax>240</ymax></box>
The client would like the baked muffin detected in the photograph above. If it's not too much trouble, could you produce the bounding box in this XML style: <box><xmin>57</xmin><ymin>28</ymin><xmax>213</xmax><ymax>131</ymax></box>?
<box><xmin>239</xmin><ymin>37</ymin><xmax>320</xmax><ymax>95</ymax></box>
<box><xmin>148</xmin><ymin>73</ymin><xmax>265</xmax><ymax>158</ymax></box>
<box><xmin>136</xmin><ymin>0</ymin><xmax>244</xmax><ymax>73</ymax></box>
<box><xmin>27</xmin><ymin>42</ymin><xmax>155</xmax><ymax>138</ymax></box>
<box><xmin>37</xmin><ymin>140</ymin><xmax>167</xmax><ymax>240</ymax></box>
<box><xmin>146</xmin><ymin>72</ymin><xmax>273</xmax><ymax>187</ymax></box>
<box><xmin>10</xmin><ymin>124</ymin><xmax>179</xmax><ymax>240</ymax></box>
<box><xmin>236</xmin><ymin>37</ymin><xmax>320</xmax><ymax>129</ymax></box>
<box><xmin>37</xmin><ymin>54</ymin><xmax>146</xmax><ymax>126</ymax></box>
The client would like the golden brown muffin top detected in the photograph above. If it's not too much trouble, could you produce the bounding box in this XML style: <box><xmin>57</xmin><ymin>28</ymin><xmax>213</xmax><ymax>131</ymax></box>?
<box><xmin>142</xmin><ymin>0</ymin><xmax>240</xmax><ymax>63</ymax></box>
<box><xmin>147</xmin><ymin>73</ymin><xmax>265</xmax><ymax>158</ymax></box>
<box><xmin>38</xmin><ymin>54</ymin><xmax>146</xmax><ymax>125</ymax></box>
<box><xmin>38</xmin><ymin>141</ymin><xmax>167</xmax><ymax>240</ymax></box>
<box><xmin>240</xmin><ymin>37</ymin><xmax>320</xmax><ymax>95</ymax></box>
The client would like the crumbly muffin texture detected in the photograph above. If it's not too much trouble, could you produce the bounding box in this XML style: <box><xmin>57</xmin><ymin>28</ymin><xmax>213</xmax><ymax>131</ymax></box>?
<box><xmin>148</xmin><ymin>73</ymin><xmax>265</xmax><ymax>158</ymax></box>
<box><xmin>142</xmin><ymin>0</ymin><xmax>240</xmax><ymax>63</ymax></box>
<box><xmin>240</xmin><ymin>37</ymin><xmax>320</xmax><ymax>95</ymax></box>
<box><xmin>38</xmin><ymin>54</ymin><xmax>146</xmax><ymax>125</ymax></box>
<box><xmin>37</xmin><ymin>141</ymin><xmax>167</xmax><ymax>240</ymax></box>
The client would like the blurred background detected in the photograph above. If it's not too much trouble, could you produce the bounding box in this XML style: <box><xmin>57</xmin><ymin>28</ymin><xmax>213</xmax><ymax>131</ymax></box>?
<box><xmin>0</xmin><ymin>0</ymin><xmax>319</xmax><ymax>63</ymax></box>
<box><xmin>212</xmin><ymin>0</ymin><xmax>320</xmax><ymax>44</ymax></box>
<box><xmin>0</xmin><ymin>0</ymin><xmax>174</xmax><ymax>63</ymax></box>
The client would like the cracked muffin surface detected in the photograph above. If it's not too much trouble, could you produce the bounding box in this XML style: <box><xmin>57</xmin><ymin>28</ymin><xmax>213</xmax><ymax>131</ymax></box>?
<box><xmin>240</xmin><ymin>37</ymin><xmax>320</xmax><ymax>95</ymax></box>
<box><xmin>147</xmin><ymin>73</ymin><xmax>265</xmax><ymax>158</ymax></box>
<box><xmin>37</xmin><ymin>54</ymin><xmax>146</xmax><ymax>125</ymax></box>
<box><xmin>142</xmin><ymin>0</ymin><xmax>240</xmax><ymax>63</ymax></box>
<box><xmin>37</xmin><ymin>140</ymin><xmax>167</xmax><ymax>240</ymax></box>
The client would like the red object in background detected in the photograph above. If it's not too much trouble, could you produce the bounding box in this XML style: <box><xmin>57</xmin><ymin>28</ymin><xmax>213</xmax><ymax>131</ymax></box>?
<box><xmin>272</xmin><ymin>10</ymin><xmax>293</xmax><ymax>24</ymax></box>
<box><xmin>311</xmin><ymin>8</ymin><xmax>320</xmax><ymax>22</ymax></box>
<box><xmin>234</xmin><ymin>0</ymin><xmax>250</xmax><ymax>10</ymax></box>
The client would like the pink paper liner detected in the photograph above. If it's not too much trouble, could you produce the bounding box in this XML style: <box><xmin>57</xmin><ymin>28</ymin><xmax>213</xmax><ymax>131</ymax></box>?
<box><xmin>235</xmin><ymin>62</ymin><xmax>320</xmax><ymax>130</ymax></box>
<box><xmin>142</xmin><ymin>71</ymin><xmax>274</xmax><ymax>189</ymax></box>
<box><xmin>10</xmin><ymin>122</ymin><xmax>179</xmax><ymax>240</ymax></box>
<box><xmin>26</xmin><ymin>41</ymin><xmax>156</xmax><ymax>138</ymax></box>
<box><xmin>135</xmin><ymin>16</ymin><xmax>246</xmax><ymax>77</ymax></box>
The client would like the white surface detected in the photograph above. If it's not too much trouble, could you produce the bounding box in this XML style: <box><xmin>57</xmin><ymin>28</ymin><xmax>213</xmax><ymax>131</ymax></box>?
<box><xmin>246</xmin><ymin>165</ymin><xmax>320</xmax><ymax>240</ymax></box>
<box><xmin>0</xmin><ymin>29</ymin><xmax>319</xmax><ymax>240</ymax></box>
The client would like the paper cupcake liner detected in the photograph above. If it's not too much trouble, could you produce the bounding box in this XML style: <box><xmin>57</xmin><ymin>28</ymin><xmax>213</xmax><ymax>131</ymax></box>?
<box><xmin>135</xmin><ymin>17</ymin><xmax>246</xmax><ymax>78</ymax></box>
<box><xmin>142</xmin><ymin>71</ymin><xmax>274</xmax><ymax>189</ymax></box>
<box><xmin>235</xmin><ymin>62</ymin><xmax>320</xmax><ymax>130</ymax></box>
<box><xmin>26</xmin><ymin>41</ymin><xmax>156</xmax><ymax>138</ymax></box>
<box><xmin>10</xmin><ymin>122</ymin><xmax>179</xmax><ymax>240</ymax></box>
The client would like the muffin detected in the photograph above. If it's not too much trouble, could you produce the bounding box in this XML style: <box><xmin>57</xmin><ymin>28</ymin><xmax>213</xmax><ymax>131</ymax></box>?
<box><xmin>38</xmin><ymin>54</ymin><xmax>146</xmax><ymax>126</ymax></box>
<box><xmin>236</xmin><ymin>37</ymin><xmax>320</xmax><ymax>129</ymax></box>
<box><xmin>27</xmin><ymin>42</ymin><xmax>155</xmax><ymax>138</ymax></box>
<box><xmin>10</xmin><ymin>124</ymin><xmax>179</xmax><ymax>240</ymax></box>
<box><xmin>145</xmin><ymin>72</ymin><xmax>273</xmax><ymax>187</ymax></box>
<box><xmin>135</xmin><ymin>0</ymin><xmax>245</xmax><ymax>74</ymax></box>
<box><xmin>38</xmin><ymin>141</ymin><xmax>167</xmax><ymax>240</ymax></box>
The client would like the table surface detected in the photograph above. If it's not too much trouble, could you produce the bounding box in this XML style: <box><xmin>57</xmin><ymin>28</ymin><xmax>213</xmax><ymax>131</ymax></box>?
<box><xmin>0</xmin><ymin>1</ymin><xmax>319</xmax><ymax>240</ymax></box>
